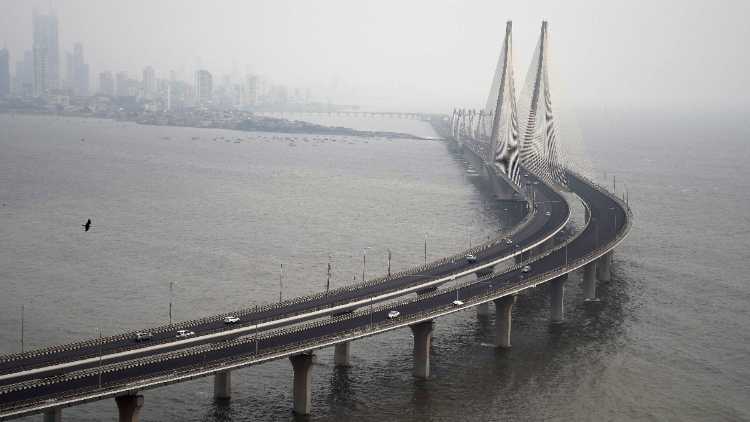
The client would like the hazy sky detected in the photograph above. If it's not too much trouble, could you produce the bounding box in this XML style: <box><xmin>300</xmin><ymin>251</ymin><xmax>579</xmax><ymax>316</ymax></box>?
<box><xmin>2</xmin><ymin>0</ymin><xmax>749</xmax><ymax>112</ymax></box>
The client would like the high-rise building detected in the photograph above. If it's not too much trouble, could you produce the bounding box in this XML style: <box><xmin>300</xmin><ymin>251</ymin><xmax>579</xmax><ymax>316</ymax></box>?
<box><xmin>99</xmin><ymin>71</ymin><xmax>114</xmax><ymax>96</ymax></box>
<box><xmin>194</xmin><ymin>69</ymin><xmax>212</xmax><ymax>104</ymax></box>
<box><xmin>244</xmin><ymin>74</ymin><xmax>259</xmax><ymax>107</ymax></box>
<box><xmin>72</xmin><ymin>43</ymin><xmax>88</xmax><ymax>96</ymax></box>
<box><xmin>14</xmin><ymin>51</ymin><xmax>34</xmax><ymax>97</ymax></box>
<box><xmin>0</xmin><ymin>48</ymin><xmax>9</xmax><ymax>98</ymax></box>
<box><xmin>142</xmin><ymin>66</ymin><xmax>156</xmax><ymax>98</ymax></box>
<box><xmin>32</xmin><ymin>11</ymin><xmax>60</xmax><ymax>96</ymax></box>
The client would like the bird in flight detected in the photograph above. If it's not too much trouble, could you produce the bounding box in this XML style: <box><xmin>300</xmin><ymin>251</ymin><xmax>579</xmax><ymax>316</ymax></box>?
<box><xmin>82</xmin><ymin>219</ymin><xmax>92</xmax><ymax>232</ymax></box>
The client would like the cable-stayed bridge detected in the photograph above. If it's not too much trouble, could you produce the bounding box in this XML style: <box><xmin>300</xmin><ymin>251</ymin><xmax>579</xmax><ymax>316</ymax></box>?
<box><xmin>0</xmin><ymin>21</ymin><xmax>631</xmax><ymax>421</ymax></box>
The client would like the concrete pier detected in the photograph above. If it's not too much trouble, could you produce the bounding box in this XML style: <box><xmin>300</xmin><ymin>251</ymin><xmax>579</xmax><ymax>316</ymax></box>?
<box><xmin>494</xmin><ymin>295</ymin><xmax>516</xmax><ymax>348</ymax></box>
<box><xmin>334</xmin><ymin>342</ymin><xmax>351</xmax><ymax>367</ymax></box>
<box><xmin>42</xmin><ymin>409</ymin><xmax>61</xmax><ymax>422</ymax></box>
<box><xmin>550</xmin><ymin>275</ymin><xmax>567</xmax><ymax>323</ymax></box>
<box><xmin>289</xmin><ymin>353</ymin><xmax>314</xmax><ymax>415</ymax></box>
<box><xmin>597</xmin><ymin>251</ymin><xmax>612</xmax><ymax>282</ymax></box>
<box><xmin>582</xmin><ymin>261</ymin><xmax>598</xmax><ymax>301</ymax></box>
<box><xmin>213</xmin><ymin>370</ymin><xmax>231</xmax><ymax>400</ymax></box>
<box><xmin>410</xmin><ymin>320</ymin><xmax>434</xmax><ymax>379</ymax></box>
<box><xmin>475</xmin><ymin>267</ymin><xmax>494</xmax><ymax>318</ymax></box>
<box><xmin>476</xmin><ymin>302</ymin><xmax>491</xmax><ymax>317</ymax></box>
<box><xmin>115</xmin><ymin>394</ymin><xmax>144</xmax><ymax>422</ymax></box>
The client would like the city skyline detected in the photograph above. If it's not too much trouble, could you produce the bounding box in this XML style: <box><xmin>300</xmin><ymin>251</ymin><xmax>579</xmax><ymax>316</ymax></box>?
<box><xmin>1</xmin><ymin>1</ymin><xmax>749</xmax><ymax>112</ymax></box>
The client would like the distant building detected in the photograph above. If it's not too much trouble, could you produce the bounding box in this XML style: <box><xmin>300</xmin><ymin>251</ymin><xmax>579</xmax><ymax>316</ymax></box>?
<box><xmin>194</xmin><ymin>69</ymin><xmax>212</xmax><ymax>104</ymax></box>
<box><xmin>99</xmin><ymin>71</ymin><xmax>114</xmax><ymax>96</ymax></box>
<box><xmin>243</xmin><ymin>74</ymin><xmax>258</xmax><ymax>107</ymax></box>
<box><xmin>142</xmin><ymin>66</ymin><xmax>156</xmax><ymax>98</ymax></box>
<box><xmin>14</xmin><ymin>51</ymin><xmax>34</xmax><ymax>97</ymax></box>
<box><xmin>72</xmin><ymin>43</ymin><xmax>88</xmax><ymax>96</ymax></box>
<box><xmin>0</xmin><ymin>48</ymin><xmax>9</xmax><ymax>98</ymax></box>
<box><xmin>32</xmin><ymin>11</ymin><xmax>60</xmax><ymax>96</ymax></box>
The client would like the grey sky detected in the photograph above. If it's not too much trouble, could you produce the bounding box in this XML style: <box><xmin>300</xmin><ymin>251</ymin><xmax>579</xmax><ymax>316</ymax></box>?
<box><xmin>1</xmin><ymin>0</ymin><xmax>748</xmax><ymax>112</ymax></box>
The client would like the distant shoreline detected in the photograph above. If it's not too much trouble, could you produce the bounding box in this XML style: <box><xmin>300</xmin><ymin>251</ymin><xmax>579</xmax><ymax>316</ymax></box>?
<box><xmin>0</xmin><ymin>109</ymin><xmax>437</xmax><ymax>141</ymax></box>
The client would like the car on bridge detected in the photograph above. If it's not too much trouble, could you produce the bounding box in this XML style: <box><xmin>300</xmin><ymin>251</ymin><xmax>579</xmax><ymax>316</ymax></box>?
<box><xmin>522</xmin><ymin>265</ymin><xmax>531</xmax><ymax>273</ymax></box>
<box><xmin>223</xmin><ymin>316</ymin><xmax>240</xmax><ymax>324</ymax></box>
<box><xmin>134</xmin><ymin>332</ymin><xmax>152</xmax><ymax>342</ymax></box>
<box><xmin>387</xmin><ymin>310</ymin><xmax>400</xmax><ymax>319</ymax></box>
<box><xmin>465</xmin><ymin>254</ymin><xmax>478</xmax><ymax>263</ymax></box>
<box><xmin>452</xmin><ymin>300</ymin><xmax>464</xmax><ymax>306</ymax></box>
<box><xmin>175</xmin><ymin>330</ymin><xmax>195</xmax><ymax>338</ymax></box>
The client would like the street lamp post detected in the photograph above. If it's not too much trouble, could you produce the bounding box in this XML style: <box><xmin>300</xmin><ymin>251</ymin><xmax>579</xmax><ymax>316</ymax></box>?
<box><xmin>169</xmin><ymin>281</ymin><xmax>173</xmax><ymax>326</ymax></box>
<box><xmin>20</xmin><ymin>305</ymin><xmax>24</xmax><ymax>353</ymax></box>
<box><xmin>279</xmin><ymin>264</ymin><xmax>284</xmax><ymax>302</ymax></box>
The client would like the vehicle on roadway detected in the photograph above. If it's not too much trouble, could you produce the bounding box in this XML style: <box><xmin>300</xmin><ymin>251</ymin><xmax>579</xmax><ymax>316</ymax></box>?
<box><xmin>522</xmin><ymin>265</ymin><xmax>531</xmax><ymax>273</ymax></box>
<box><xmin>465</xmin><ymin>254</ymin><xmax>478</xmax><ymax>263</ymax></box>
<box><xmin>223</xmin><ymin>316</ymin><xmax>240</xmax><ymax>324</ymax></box>
<box><xmin>545</xmin><ymin>211</ymin><xmax>552</xmax><ymax>216</ymax></box>
<box><xmin>175</xmin><ymin>330</ymin><xmax>195</xmax><ymax>338</ymax></box>
<box><xmin>387</xmin><ymin>310</ymin><xmax>400</xmax><ymax>319</ymax></box>
<box><xmin>505</xmin><ymin>238</ymin><xmax>513</xmax><ymax>245</ymax></box>
<box><xmin>452</xmin><ymin>300</ymin><xmax>464</xmax><ymax>306</ymax></box>
<box><xmin>134</xmin><ymin>332</ymin><xmax>152</xmax><ymax>342</ymax></box>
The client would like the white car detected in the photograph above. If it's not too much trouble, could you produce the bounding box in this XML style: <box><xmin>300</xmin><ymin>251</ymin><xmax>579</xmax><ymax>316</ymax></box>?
<box><xmin>545</xmin><ymin>211</ymin><xmax>551</xmax><ymax>216</ymax></box>
<box><xmin>505</xmin><ymin>238</ymin><xmax>513</xmax><ymax>245</ymax></box>
<box><xmin>452</xmin><ymin>300</ymin><xmax>464</xmax><ymax>306</ymax></box>
<box><xmin>175</xmin><ymin>329</ymin><xmax>195</xmax><ymax>338</ymax></box>
<box><xmin>387</xmin><ymin>310</ymin><xmax>400</xmax><ymax>319</ymax></box>
<box><xmin>223</xmin><ymin>316</ymin><xmax>240</xmax><ymax>324</ymax></box>
<box><xmin>465</xmin><ymin>254</ymin><xmax>478</xmax><ymax>263</ymax></box>
<box><xmin>134</xmin><ymin>332</ymin><xmax>152</xmax><ymax>342</ymax></box>
<box><xmin>522</xmin><ymin>265</ymin><xmax>531</xmax><ymax>273</ymax></box>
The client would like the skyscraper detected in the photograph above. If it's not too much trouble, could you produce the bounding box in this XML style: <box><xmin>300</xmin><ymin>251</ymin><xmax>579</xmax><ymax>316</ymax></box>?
<box><xmin>32</xmin><ymin>11</ymin><xmax>60</xmax><ymax>96</ymax></box>
<box><xmin>142</xmin><ymin>66</ymin><xmax>156</xmax><ymax>98</ymax></box>
<box><xmin>99</xmin><ymin>71</ymin><xmax>114</xmax><ymax>96</ymax></box>
<box><xmin>194</xmin><ymin>70</ymin><xmax>212</xmax><ymax>104</ymax></box>
<box><xmin>72</xmin><ymin>43</ymin><xmax>88</xmax><ymax>96</ymax></box>
<box><xmin>0</xmin><ymin>48</ymin><xmax>9</xmax><ymax>98</ymax></box>
<box><xmin>14</xmin><ymin>51</ymin><xmax>34</xmax><ymax>97</ymax></box>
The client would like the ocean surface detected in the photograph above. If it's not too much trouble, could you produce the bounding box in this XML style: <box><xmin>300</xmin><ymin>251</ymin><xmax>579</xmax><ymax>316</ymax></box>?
<box><xmin>0</xmin><ymin>111</ymin><xmax>748</xmax><ymax>421</ymax></box>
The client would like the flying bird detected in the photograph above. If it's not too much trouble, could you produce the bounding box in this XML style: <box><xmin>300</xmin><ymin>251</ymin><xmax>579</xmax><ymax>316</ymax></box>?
<box><xmin>82</xmin><ymin>219</ymin><xmax>92</xmax><ymax>232</ymax></box>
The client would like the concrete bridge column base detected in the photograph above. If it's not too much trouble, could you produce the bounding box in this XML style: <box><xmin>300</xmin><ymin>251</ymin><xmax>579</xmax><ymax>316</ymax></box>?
<box><xmin>289</xmin><ymin>353</ymin><xmax>314</xmax><ymax>415</ymax></box>
<box><xmin>42</xmin><ymin>409</ymin><xmax>62</xmax><ymax>422</ymax></box>
<box><xmin>550</xmin><ymin>275</ymin><xmax>567</xmax><ymax>323</ymax></box>
<box><xmin>583</xmin><ymin>262</ymin><xmax>598</xmax><ymax>301</ymax></box>
<box><xmin>597</xmin><ymin>251</ymin><xmax>612</xmax><ymax>282</ymax></box>
<box><xmin>334</xmin><ymin>342</ymin><xmax>351</xmax><ymax>367</ymax></box>
<box><xmin>494</xmin><ymin>295</ymin><xmax>516</xmax><ymax>348</ymax></box>
<box><xmin>115</xmin><ymin>394</ymin><xmax>144</xmax><ymax>422</ymax></box>
<box><xmin>475</xmin><ymin>267</ymin><xmax>494</xmax><ymax>318</ymax></box>
<box><xmin>213</xmin><ymin>370</ymin><xmax>231</xmax><ymax>400</ymax></box>
<box><xmin>410</xmin><ymin>320</ymin><xmax>434</xmax><ymax>379</ymax></box>
<box><xmin>476</xmin><ymin>302</ymin><xmax>491</xmax><ymax>317</ymax></box>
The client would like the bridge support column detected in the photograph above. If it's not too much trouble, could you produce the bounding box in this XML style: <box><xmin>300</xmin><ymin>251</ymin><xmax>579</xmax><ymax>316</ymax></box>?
<box><xmin>410</xmin><ymin>320</ymin><xmax>434</xmax><ymax>379</ymax></box>
<box><xmin>289</xmin><ymin>353</ymin><xmax>314</xmax><ymax>415</ymax></box>
<box><xmin>476</xmin><ymin>302</ymin><xmax>491</xmax><ymax>317</ymax></box>
<box><xmin>494</xmin><ymin>295</ymin><xmax>516</xmax><ymax>348</ymax></box>
<box><xmin>115</xmin><ymin>394</ymin><xmax>144</xmax><ymax>422</ymax></box>
<box><xmin>42</xmin><ymin>409</ymin><xmax>62</xmax><ymax>422</ymax></box>
<box><xmin>583</xmin><ymin>262</ymin><xmax>598</xmax><ymax>301</ymax></box>
<box><xmin>334</xmin><ymin>342</ymin><xmax>351</xmax><ymax>367</ymax></box>
<box><xmin>213</xmin><ymin>370</ymin><xmax>231</xmax><ymax>400</ymax></box>
<box><xmin>550</xmin><ymin>275</ymin><xmax>567</xmax><ymax>323</ymax></box>
<box><xmin>597</xmin><ymin>251</ymin><xmax>612</xmax><ymax>282</ymax></box>
<box><xmin>476</xmin><ymin>267</ymin><xmax>494</xmax><ymax>318</ymax></box>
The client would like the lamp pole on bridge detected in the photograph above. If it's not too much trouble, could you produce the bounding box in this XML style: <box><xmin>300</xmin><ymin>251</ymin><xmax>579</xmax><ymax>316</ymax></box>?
<box><xmin>424</xmin><ymin>234</ymin><xmax>428</xmax><ymax>265</ymax></box>
<box><xmin>362</xmin><ymin>247</ymin><xmax>371</xmax><ymax>282</ymax></box>
<box><xmin>19</xmin><ymin>305</ymin><xmax>24</xmax><ymax>353</ymax></box>
<box><xmin>387</xmin><ymin>249</ymin><xmax>392</xmax><ymax>277</ymax></box>
<box><xmin>279</xmin><ymin>264</ymin><xmax>284</xmax><ymax>302</ymax></box>
<box><xmin>169</xmin><ymin>281</ymin><xmax>173</xmax><ymax>326</ymax></box>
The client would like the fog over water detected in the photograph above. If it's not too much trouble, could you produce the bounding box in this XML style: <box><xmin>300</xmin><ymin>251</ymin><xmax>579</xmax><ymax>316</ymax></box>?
<box><xmin>1</xmin><ymin>111</ymin><xmax>749</xmax><ymax>421</ymax></box>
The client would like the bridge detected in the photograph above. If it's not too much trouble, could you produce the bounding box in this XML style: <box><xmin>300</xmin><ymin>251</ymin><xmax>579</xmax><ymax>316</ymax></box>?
<box><xmin>0</xmin><ymin>21</ymin><xmax>631</xmax><ymax>421</ymax></box>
